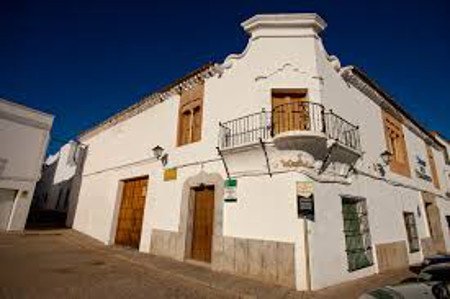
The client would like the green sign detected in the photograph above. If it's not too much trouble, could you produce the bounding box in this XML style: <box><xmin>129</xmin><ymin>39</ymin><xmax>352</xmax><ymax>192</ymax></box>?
<box><xmin>224</xmin><ymin>178</ymin><xmax>237</xmax><ymax>202</ymax></box>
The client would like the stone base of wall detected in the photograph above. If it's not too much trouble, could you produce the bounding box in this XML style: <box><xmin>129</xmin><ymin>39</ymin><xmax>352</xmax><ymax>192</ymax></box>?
<box><xmin>150</xmin><ymin>229</ymin><xmax>184</xmax><ymax>261</ymax></box>
<box><xmin>421</xmin><ymin>237</ymin><xmax>437</xmax><ymax>257</ymax></box>
<box><xmin>149</xmin><ymin>229</ymin><xmax>296</xmax><ymax>288</ymax></box>
<box><xmin>212</xmin><ymin>236</ymin><xmax>295</xmax><ymax>288</ymax></box>
<box><xmin>375</xmin><ymin>241</ymin><xmax>409</xmax><ymax>272</ymax></box>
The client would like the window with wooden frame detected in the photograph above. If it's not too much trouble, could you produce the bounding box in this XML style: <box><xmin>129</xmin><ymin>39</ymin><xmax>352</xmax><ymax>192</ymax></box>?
<box><xmin>382</xmin><ymin>111</ymin><xmax>410</xmax><ymax>177</ymax></box>
<box><xmin>403</xmin><ymin>212</ymin><xmax>420</xmax><ymax>253</ymax></box>
<box><xmin>426</xmin><ymin>145</ymin><xmax>440</xmax><ymax>190</ymax></box>
<box><xmin>341</xmin><ymin>197</ymin><xmax>373</xmax><ymax>272</ymax></box>
<box><xmin>177</xmin><ymin>82</ymin><xmax>204</xmax><ymax>146</ymax></box>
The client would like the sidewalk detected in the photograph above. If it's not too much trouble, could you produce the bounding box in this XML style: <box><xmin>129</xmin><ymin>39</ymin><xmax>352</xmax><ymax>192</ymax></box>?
<box><xmin>62</xmin><ymin>230</ymin><xmax>415</xmax><ymax>298</ymax></box>
<box><xmin>0</xmin><ymin>229</ymin><xmax>416</xmax><ymax>298</ymax></box>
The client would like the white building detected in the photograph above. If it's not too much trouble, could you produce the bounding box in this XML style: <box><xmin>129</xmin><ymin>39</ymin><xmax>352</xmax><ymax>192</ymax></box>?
<box><xmin>32</xmin><ymin>140</ymin><xmax>86</xmax><ymax>227</ymax></box>
<box><xmin>72</xmin><ymin>14</ymin><xmax>450</xmax><ymax>290</ymax></box>
<box><xmin>0</xmin><ymin>99</ymin><xmax>53</xmax><ymax>231</ymax></box>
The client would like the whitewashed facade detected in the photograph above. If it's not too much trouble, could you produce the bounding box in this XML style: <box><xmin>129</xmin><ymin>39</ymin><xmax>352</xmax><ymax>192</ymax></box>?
<box><xmin>0</xmin><ymin>99</ymin><xmax>53</xmax><ymax>231</ymax></box>
<box><xmin>72</xmin><ymin>14</ymin><xmax>450</xmax><ymax>290</ymax></box>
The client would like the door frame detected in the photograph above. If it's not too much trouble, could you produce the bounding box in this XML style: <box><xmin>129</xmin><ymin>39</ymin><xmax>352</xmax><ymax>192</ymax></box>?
<box><xmin>178</xmin><ymin>172</ymin><xmax>224</xmax><ymax>266</ymax></box>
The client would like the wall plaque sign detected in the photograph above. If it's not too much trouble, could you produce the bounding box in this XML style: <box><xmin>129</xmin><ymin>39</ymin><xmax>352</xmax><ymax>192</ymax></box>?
<box><xmin>163</xmin><ymin>168</ymin><xmax>177</xmax><ymax>181</ymax></box>
<box><xmin>296</xmin><ymin>181</ymin><xmax>314</xmax><ymax>221</ymax></box>
<box><xmin>224</xmin><ymin>178</ymin><xmax>237</xmax><ymax>202</ymax></box>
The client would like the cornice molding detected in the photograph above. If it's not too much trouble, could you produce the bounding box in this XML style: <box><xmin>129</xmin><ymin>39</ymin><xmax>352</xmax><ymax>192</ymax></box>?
<box><xmin>241</xmin><ymin>14</ymin><xmax>327</xmax><ymax>35</ymax></box>
<box><xmin>0</xmin><ymin>99</ymin><xmax>53</xmax><ymax>131</ymax></box>
<box><xmin>79</xmin><ymin>64</ymin><xmax>220</xmax><ymax>141</ymax></box>
<box><xmin>340</xmin><ymin>66</ymin><xmax>442</xmax><ymax>149</ymax></box>
<box><xmin>0</xmin><ymin>109</ymin><xmax>53</xmax><ymax>131</ymax></box>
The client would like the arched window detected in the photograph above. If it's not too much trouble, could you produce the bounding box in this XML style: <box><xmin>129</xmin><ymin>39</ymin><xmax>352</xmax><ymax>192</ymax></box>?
<box><xmin>177</xmin><ymin>83</ymin><xmax>204</xmax><ymax>146</ymax></box>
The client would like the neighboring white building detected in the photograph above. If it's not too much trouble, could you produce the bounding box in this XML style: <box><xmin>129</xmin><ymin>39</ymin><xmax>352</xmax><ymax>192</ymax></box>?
<box><xmin>0</xmin><ymin>98</ymin><xmax>53</xmax><ymax>231</ymax></box>
<box><xmin>72</xmin><ymin>14</ymin><xmax>450</xmax><ymax>291</ymax></box>
<box><xmin>32</xmin><ymin>140</ymin><xmax>86</xmax><ymax>227</ymax></box>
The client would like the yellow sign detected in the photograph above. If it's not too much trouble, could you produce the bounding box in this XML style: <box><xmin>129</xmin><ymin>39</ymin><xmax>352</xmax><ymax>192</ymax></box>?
<box><xmin>163</xmin><ymin>168</ymin><xmax>177</xmax><ymax>181</ymax></box>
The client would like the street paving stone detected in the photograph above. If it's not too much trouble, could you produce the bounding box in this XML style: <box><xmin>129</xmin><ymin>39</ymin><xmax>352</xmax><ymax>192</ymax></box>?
<box><xmin>0</xmin><ymin>229</ymin><xmax>415</xmax><ymax>298</ymax></box>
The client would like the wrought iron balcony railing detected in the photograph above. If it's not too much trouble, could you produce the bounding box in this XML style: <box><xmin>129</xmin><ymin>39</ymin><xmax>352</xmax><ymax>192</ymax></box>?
<box><xmin>324</xmin><ymin>111</ymin><xmax>361</xmax><ymax>152</ymax></box>
<box><xmin>272</xmin><ymin>102</ymin><xmax>325</xmax><ymax>136</ymax></box>
<box><xmin>219</xmin><ymin>109</ymin><xmax>271</xmax><ymax>149</ymax></box>
<box><xmin>218</xmin><ymin>102</ymin><xmax>361</xmax><ymax>153</ymax></box>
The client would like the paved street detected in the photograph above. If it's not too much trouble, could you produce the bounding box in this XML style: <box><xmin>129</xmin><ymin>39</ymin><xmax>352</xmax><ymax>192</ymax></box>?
<box><xmin>0</xmin><ymin>229</ymin><xmax>415</xmax><ymax>299</ymax></box>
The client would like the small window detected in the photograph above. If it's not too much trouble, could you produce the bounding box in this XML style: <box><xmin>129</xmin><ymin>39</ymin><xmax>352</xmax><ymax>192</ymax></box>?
<box><xmin>382</xmin><ymin>111</ymin><xmax>410</xmax><ymax>177</ymax></box>
<box><xmin>403</xmin><ymin>212</ymin><xmax>420</xmax><ymax>253</ymax></box>
<box><xmin>177</xmin><ymin>83</ymin><xmax>204</xmax><ymax>146</ymax></box>
<box><xmin>342</xmin><ymin>197</ymin><xmax>373</xmax><ymax>271</ymax></box>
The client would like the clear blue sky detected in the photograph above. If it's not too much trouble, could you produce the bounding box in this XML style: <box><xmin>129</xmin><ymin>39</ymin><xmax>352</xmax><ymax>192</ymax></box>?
<box><xmin>1</xmin><ymin>0</ymin><xmax>449</xmax><ymax>153</ymax></box>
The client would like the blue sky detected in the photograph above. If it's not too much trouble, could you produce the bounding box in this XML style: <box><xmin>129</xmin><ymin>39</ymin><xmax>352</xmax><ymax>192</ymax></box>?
<box><xmin>1</xmin><ymin>0</ymin><xmax>449</xmax><ymax>153</ymax></box>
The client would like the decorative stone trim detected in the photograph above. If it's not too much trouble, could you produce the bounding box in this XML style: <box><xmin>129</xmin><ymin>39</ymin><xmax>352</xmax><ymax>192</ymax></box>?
<box><xmin>241</xmin><ymin>14</ymin><xmax>327</xmax><ymax>35</ymax></box>
<box><xmin>178</xmin><ymin>171</ymin><xmax>224</xmax><ymax>262</ymax></box>
<box><xmin>214</xmin><ymin>236</ymin><xmax>296</xmax><ymax>288</ymax></box>
<box><xmin>0</xmin><ymin>105</ymin><xmax>53</xmax><ymax>131</ymax></box>
<box><xmin>421</xmin><ymin>237</ymin><xmax>437</xmax><ymax>257</ymax></box>
<box><xmin>150</xmin><ymin>229</ymin><xmax>184</xmax><ymax>260</ymax></box>
<box><xmin>375</xmin><ymin>241</ymin><xmax>409</xmax><ymax>272</ymax></box>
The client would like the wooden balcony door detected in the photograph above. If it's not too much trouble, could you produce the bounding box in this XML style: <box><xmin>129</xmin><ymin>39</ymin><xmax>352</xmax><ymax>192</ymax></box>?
<box><xmin>115</xmin><ymin>176</ymin><xmax>148</xmax><ymax>249</ymax></box>
<box><xmin>191</xmin><ymin>186</ymin><xmax>215</xmax><ymax>263</ymax></box>
<box><xmin>272</xmin><ymin>90</ymin><xmax>309</xmax><ymax>135</ymax></box>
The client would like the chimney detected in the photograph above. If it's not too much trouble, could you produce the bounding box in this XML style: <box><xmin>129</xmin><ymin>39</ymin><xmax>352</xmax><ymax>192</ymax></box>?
<box><xmin>241</xmin><ymin>14</ymin><xmax>327</xmax><ymax>40</ymax></box>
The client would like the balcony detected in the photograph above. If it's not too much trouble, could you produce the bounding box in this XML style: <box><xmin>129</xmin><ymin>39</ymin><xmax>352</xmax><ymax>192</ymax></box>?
<box><xmin>218</xmin><ymin>102</ymin><xmax>361</xmax><ymax>163</ymax></box>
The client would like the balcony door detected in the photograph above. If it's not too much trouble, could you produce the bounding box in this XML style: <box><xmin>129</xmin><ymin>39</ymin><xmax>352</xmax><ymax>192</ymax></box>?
<box><xmin>272</xmin><ymin>89</ymin><xmax>309</xmax><ymax>135</ymax></box>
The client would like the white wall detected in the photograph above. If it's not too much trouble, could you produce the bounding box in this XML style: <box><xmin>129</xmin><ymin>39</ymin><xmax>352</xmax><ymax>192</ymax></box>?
<box><xmin>311</xmin><ymin>176</ymin><xmax>428</xmax><ymax>289</ymax></box>
<box><xmin>0</xmin><ymin>99</ymin><xmax>53</xmax><ymax>230</ymax></box>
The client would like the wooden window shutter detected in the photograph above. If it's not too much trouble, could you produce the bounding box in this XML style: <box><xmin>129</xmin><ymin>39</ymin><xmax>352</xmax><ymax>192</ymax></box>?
<box><xmin>192</xmin><ymin>105</ymin><xmax>202</xmax><ymax>142</ymax></box>
<box><xmin>382</xmin><ymin>110</ymin><xmax>410</xmax><ymax>177</ymax></box>
<box><xmin>426</xmin><ymin>145</ymin><xmax>440</xmax><ymax>189</ymax></box>
<box><xmin>176</xmin><ymin>82</ymin><xmax>204</xmax><ymax>146</ymax></box>
<box><xmin>179</xmin><ymin>110</ymin><xmax>192</xmax><ymax>146</ymax></box>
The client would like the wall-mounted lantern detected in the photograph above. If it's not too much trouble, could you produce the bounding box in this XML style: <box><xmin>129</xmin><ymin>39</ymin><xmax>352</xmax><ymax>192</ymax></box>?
<box><xmin>375</xmin><ymin>150</ymin><xmax>392</xmax><ymax>177</ymax></box>
<box><xmin>152</xmin><ymin>145</ymin><xmax>168</xmax><ymax>166</ymax></box>
<box><xmin>380</xmin><ymin>150</ymin><xmax>393</xmax><ymax>166</ymax></box>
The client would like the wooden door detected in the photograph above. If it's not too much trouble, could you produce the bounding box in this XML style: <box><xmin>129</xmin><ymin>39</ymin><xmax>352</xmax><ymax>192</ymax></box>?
<box><xmin>272</xmin><ymin>91</ymin><xmax>308</xmax><ymax>135</ymax></box>
<box><xmin>191</xmin><ymin>186</ymin><xmax>215</xmax><ymax>262</ymax></box>
<box><xmin>115</xmin><ymin>177</ymin><xmax>148</xmax><ymax>248</ymax></box>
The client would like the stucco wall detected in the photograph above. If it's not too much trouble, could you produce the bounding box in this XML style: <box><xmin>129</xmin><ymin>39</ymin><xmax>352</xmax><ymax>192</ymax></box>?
<box><xmin>0</xmin><ymin>99</ymin><xmax>53</xmax><ymax>231</ymax></box>
<box><xmin>311</xmin><ymin>177</ymin><xmax>428</xmax><ymax>289</ymax></box>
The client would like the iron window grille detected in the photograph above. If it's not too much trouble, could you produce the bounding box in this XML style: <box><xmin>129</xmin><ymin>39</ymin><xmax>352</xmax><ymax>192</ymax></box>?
<box><xmin>403</xmin><ymin>212</ymin><xmax>420</xmax><ymax>253</ymax></box>
<box><xmin>341</xmin><ymin>197</ymin><xmax>374</xmax><ymax>272</ymax></box>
